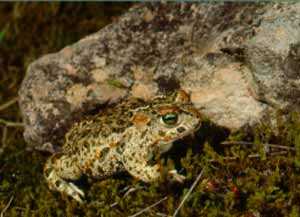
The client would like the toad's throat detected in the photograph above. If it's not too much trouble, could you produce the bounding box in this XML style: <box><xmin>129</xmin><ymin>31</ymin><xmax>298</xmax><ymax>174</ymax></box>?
<box><xmin>158</xmin><ymin>123</ymin><xmax>201</xmax><ymax>154</ymax></box>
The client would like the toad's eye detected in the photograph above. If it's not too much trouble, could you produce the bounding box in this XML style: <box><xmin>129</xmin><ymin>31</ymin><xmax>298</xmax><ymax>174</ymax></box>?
<box><xmin>161</xmin><ymin>113</ymin><xmax>178</xmax><ymax>126</ymax></box>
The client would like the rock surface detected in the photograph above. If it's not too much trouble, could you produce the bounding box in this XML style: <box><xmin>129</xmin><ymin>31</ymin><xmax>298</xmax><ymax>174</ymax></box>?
<box><xmin>19</xmin><ymin>3</ymin><xmax>300</xmax><ymax>150</ymax></box>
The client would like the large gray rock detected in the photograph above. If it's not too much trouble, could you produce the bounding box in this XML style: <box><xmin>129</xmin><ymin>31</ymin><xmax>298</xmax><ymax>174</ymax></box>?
<box><xmin>19</xmin><ymin>3</ymin><xmax>300</xmax><ymax>150</ymax></box>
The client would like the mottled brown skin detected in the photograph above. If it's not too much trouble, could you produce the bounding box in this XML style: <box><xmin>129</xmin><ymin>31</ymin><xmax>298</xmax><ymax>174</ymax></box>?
<box><xmin>44</xmin><ymin>91</ymin><xmax>201</xmax><ymax>203</ymax></box>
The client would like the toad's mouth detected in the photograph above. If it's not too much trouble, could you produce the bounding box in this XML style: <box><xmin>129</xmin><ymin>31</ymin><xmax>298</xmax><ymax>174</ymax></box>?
<box><xmin>162</xmin><ymin>122</ymin><xmax>201</xmax><ymax>144</ymax></box>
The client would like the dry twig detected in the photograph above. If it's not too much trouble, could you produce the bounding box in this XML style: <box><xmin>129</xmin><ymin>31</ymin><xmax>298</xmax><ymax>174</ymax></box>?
<box><xmin>221</xmin><ymin>141</ymin><xmax>296</xmax><ymax>151</ymax></box>
<box><xmin>0</xmin><ymin>196</ymin><xmax>14</xmax><ymax>217</ymax></box>
<box><xmin>172</xmin><ymin>169</ymin><xmax>204</xmax><ymax>217</ymax></box>
<box><xmin>1</xmin><ymin>126</ymin><xmax>7</xmax><ymax>153</ymax></box>
<box><xmin>1</xmin><ymin>127</ymin><xmax>7</xmax><ymax>145</ymax></box>
<box><xmin>128</xmin><ymin>196</ymin><xmax>168</xmax><ymax>217</ymax></box>
<box><xmin>267</xmin><ymin>144</ymin><xmax>295</xmax><ymax>151</ymax></box>
<box><xmin>0</xmin><ymin>97</ymin><xmax>18</xmax><ymax>112</ymax></box>
<box><xmin>221</xmin><ymin>141</ymin><xmax>253</xmax><ymax>146</ymax></box>
<box><xmin>110</xmin><ymin>186</ymin><xmax>145</xmax><ymax>208</ymax></box>
<box><xmin>0</xmin><ymin>119</ymin><xmax>24</xmax><ymax>128</ymax></box>
<box><xmin>156</xmin><ymin>212</ymin><xmax>169</xmax><ymax>217</ymax></box>
<box><xmin>209</xmin><ymin>151</ymin><xmax>289</xmax><ymax>163</ymax></box>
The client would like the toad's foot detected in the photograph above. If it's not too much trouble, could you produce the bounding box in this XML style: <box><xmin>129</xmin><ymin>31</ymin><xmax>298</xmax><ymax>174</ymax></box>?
<box><xmin>46</xmin><ymin>170</ymin><xmax>85</xmax><ymax>203</ymax></box>
<box><xmin>168</xmin><ymin>170</ymin><xmax>186</xmax><ymax>183</ymax></box>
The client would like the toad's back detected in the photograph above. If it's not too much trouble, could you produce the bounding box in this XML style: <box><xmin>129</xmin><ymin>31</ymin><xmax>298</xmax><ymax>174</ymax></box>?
<box><xmin>62</xmin><ymin>98</ymin><xmax>147</xmax><ymax>155</ymax></box>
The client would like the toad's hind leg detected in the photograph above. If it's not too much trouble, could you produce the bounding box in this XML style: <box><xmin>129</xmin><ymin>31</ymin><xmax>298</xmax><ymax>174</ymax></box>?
<box><xmin>44</xmin><ymin>154</ymin><xmax>84</xmax><ymax>203</ymax></box>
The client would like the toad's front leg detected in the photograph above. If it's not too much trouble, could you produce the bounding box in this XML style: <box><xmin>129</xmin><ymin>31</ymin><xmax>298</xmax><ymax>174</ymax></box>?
<box><xmin>122</xmin><ymin>156</ymin><xmax>161</xmax><ymax>182</ymax></box>
<box><xmin>44</xmin><ymin>154</ymin><xmax>84</xmax><ymax>203</ymax></box>
<box><xmin>122</xmin><ymin>149</ymin><xmax>186</xmax><ymax>183</ymax></box>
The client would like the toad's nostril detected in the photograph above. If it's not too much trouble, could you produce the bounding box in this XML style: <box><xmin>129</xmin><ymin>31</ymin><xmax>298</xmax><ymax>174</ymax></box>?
<box><xmin>177</xmin><ymin>127</ymin><xmax>186</xmax><ymax>133</ymax></box>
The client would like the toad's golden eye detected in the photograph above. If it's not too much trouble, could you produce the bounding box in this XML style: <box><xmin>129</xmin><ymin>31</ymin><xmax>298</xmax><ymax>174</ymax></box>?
<box><xmin>161</xmin><ymin>113</ymin><xmax>178</xmax><ymax>126</ymax></box>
